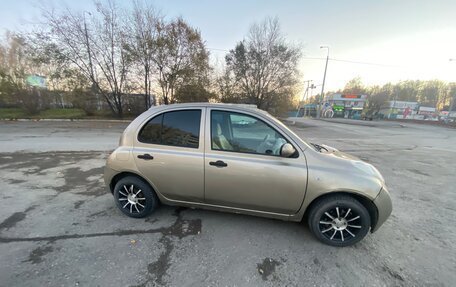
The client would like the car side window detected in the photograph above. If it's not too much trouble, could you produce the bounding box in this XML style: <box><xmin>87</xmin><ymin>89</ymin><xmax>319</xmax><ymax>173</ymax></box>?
<box><xmin>138</xmin><ymin>110</ymin><xmax>201</xmax><ymax>148</ymax></box>
<box><xmin>138</xmin><ymin>114</ymin><xmax>162</xmax><ymax>144</ymax></box>
<box><xmin>211</xmin><ymin>110</ymin><xmax>289</xmax><ymax>156</ymax></box>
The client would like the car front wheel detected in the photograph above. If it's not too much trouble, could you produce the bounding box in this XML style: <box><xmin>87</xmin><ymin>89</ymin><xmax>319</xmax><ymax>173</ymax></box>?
<box><xmin>308</xmin><ymin>195</ymin><xmax>371</xmax><ymax>247</ymax></box>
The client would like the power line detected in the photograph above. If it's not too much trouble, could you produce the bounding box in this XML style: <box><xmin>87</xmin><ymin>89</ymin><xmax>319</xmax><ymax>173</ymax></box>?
<box><xmin>302</xmin><ymin>56</ymin><xmax>400</xmax><ymax>68</ymax></box>
<box><xmin>208</xmin><ymin>48</ymin><xmax>401</xmax><ymax>68</ymax></box>
<box><xmin>302</xmin><ymin>57</ymin><xmax>326</xmax><ymax>60</ymax></box>
<box><xmin>329</xmin><ymin>58</ymin><xmax>401</xmax><ymax>68</ymax></box>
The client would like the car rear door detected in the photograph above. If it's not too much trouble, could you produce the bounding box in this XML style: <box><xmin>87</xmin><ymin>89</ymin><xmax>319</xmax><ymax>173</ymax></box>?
<box><xmin>133</xmin><ymin>107</ymin><xmax>205</xmax><ymax>202</ymax></box>
<box><xmin>204</xmin><ymin>108</ymin><xmax>307</xmax><ymax>214</ymax></box>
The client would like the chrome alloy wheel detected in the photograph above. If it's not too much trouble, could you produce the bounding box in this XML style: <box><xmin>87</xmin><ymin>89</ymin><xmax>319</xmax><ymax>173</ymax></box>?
<box><xmin>117</xmin><ymin>184</ymin><xmax>146</xmax><ymax>214</ymax></box>
<box><xmin>319</xmin><ymin>207</ymin><xmax>362</xmax><ymax>242</ymax></box>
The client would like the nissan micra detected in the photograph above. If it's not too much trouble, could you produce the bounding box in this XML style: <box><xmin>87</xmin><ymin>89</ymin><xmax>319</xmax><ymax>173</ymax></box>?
<box><xmin>104</xmin><ymin>103</ymin><xmax>392</xmax><ymax>246</ymax></box>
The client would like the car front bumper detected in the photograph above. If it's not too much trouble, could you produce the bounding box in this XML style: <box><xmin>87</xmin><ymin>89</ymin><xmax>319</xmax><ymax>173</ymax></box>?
<box><xmin>371</xmin><ymin>186</ymin><xmax>393</xmax><ymax>232</ymax></box>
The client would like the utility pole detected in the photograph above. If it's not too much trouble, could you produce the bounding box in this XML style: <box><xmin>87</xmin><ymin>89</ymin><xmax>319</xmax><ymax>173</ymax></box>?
<box><xmin>295</xmin><ymin>80</ymin><xmax>313</xmax><ymax>117</ymax></box>
<box><xmin>308</xmin><ymin>83</ymin><xmax>316</xmax><ymax>117</ymax></box>
<box><xmin>317</xmin><ymin>46</ymin><xmax>330</xmax><ymax>119</ymax></box>
<box><xmin>302</xmin><ymin>80</ymin><xmax>313</xmax><ymax>102</ymax></box>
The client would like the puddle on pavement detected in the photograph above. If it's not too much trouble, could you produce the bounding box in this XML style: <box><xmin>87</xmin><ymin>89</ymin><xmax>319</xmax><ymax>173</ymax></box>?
<box><xmin>257</xmin><ymin>257</ymin><xmax>283</xmax><ymax>281</ymax></box>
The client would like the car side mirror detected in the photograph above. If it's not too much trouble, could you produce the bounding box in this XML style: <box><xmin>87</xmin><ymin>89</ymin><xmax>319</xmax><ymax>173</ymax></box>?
<box><xmin>280</xmin><ymin>143</ymin><xmax>296</xmax><ymax>158</ymax></box>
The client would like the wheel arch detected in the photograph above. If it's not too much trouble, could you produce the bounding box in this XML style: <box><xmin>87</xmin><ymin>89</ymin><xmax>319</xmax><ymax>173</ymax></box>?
<box><xmin>303</xmin><ymin>191</ymin><xmax>379</xmax><ymax>231</ymax></box>
<box><xmin>109</xmin><ymin>171</ymin><xmax>155</xmax><ymax>195</ymax></box>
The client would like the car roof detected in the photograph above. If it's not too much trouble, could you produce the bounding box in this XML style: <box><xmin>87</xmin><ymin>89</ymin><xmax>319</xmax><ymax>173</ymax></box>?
<box><xmin>148</xmin><ymin>102</ymin><xmax>270</xmax><ymax>115</ymax></box>
<box><xmin>150</xmin><ymin>102</ymin><xmax>257</xmax><ymax>109</ymax></box>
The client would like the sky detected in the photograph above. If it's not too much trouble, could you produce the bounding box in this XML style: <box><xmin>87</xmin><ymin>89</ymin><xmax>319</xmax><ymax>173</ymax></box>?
<box><xmin>1</xmin><ymin>0</ymin><xmax>456</xmax><ymax>94</ymax></box>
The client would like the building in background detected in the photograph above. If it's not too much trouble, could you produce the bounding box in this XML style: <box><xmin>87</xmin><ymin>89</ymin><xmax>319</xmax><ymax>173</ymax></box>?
<box><xmin>295</xmin><ymin>96</ymin><xmax>449</xmax><ymax>122</ymax></box>
<box><xmin>416</xmin><ymin>106</ymin><xmax>438</xmax><ymax>120</ymax></box>
<box><xmin>296</xmin><ymin>103</ymin><xmax>317</xmax><ymax>117</ymax></box>
<box><xmin>295</xmin><ymin>93</ymin><xmax>368</xmax><ymax>119</ymax></box>
<box><xmin>378</xmin><ymin>101</ymin><xmax>418</xmax><ymax>119</ymax></box>
<box><xmin>323</xmin><ymin>93</ymin><xmax>368</xmax><ymax>119</ymax></box>
<box><xmin>378</xmin><ymin>101</ymin><xmax>440</xmax><ymax>120</ymax></box>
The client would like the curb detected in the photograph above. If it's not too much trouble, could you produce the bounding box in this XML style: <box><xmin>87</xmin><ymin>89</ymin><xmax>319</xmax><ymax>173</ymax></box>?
<box><xmin>318</xmin><ymin>118</ymin><xmax>379</xmax><ymax>127</ymax></box>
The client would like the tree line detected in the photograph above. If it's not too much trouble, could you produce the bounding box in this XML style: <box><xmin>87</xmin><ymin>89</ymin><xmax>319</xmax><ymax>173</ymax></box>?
<box><xmin>0</xmin><ymin>1</ymin><xmax>300</xmax><ymax>117</ymax></box>
<box><xmin>307</xmin><ymin>77</ymin><xmax>455</xmax><ymax>115</ymax></box>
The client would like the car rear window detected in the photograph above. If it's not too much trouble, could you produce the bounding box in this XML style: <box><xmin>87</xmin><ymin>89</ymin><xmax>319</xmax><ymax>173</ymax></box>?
<box><xmin>138</xmin><ymin>110</ymin><xmax>201</xmax><ymax>148</ymax></box>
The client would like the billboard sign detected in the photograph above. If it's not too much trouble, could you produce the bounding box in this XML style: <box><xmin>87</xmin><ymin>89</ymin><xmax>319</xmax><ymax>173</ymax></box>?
<box><xmin>26</xmin><ymin>75</ymin><xmax>46</xmax><ymax>88</ymax></box>
<box><xmin>332</xmin><ymin>105</ymin><xmax>344</xmax><ymax>111</ymax></box>
<box><xmin>341</xmin><ymin>94</ymin><xmax>361</xmax><ymax>99</ymax></box>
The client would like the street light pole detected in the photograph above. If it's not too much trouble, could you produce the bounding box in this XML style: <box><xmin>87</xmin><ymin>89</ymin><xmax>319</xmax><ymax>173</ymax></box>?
<box><xmin>317</xmin><ymin>46</ymin><xmax>330</xmax><ymax>119</ymax></box>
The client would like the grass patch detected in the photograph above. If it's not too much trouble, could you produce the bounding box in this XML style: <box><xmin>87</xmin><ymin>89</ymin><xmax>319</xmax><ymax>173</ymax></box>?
<box><xmin>0</xmin><ymin>107</ymin><xmax>136</xmax><ymax>120</ymax></box>
<box><xmin>0</xmin><ymin>108</ymin><xmax>86</xmax><ymax>119</ymax></box>
<box><xmin>0</xmin><ymin>108</ymin><xmax>27</xmax><ymax>119</ymax></box>
<box><xmin>39</xmin><ymin>108</ymin><xmax>86</xmax><ymax>119</ymax></box>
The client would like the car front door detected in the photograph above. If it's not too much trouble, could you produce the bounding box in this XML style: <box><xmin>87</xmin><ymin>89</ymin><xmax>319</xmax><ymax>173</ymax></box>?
<box><xmin>133</xmin><ymin>108</ymin><xmax>205</xmax><ymax>203</ymax></box>
<box><xmin>204</xmin><ymin>108</ymin><xmax>307</xmax><ymax>214</ymax></box>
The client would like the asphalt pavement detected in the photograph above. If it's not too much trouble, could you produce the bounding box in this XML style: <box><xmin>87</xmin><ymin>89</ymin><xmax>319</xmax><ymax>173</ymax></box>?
<box><xmin>0</xmin><ymin>118</ymin><xmax>455</xmax><ymax>286</ymax></box>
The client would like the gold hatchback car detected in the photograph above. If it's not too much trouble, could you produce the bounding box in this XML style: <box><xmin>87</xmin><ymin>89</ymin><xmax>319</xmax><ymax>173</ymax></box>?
<box><xmin>104</xmin><ymin>103</ymin><xmax>392</xmax><ymax>246</ymax></box>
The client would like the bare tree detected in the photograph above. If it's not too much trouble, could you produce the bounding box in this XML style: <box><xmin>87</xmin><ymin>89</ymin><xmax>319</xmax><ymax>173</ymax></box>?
<box><xmin>38</xmin><ymin>0</ymin><xmax>131</xmax><ymax>117</ymax></box>
<box><xmin>223</xmin><ymin>17</ymin><xmax>301</xmax><ymax>113</ymax></box>
<box><xmin>217</xmin><ymin>66</ymin><xmax>242</xmax><ymax>103</ymax></box>
<box><xmin>124</xmin><ymin>1</ymin><xmax>162</xmax><ymax>108</ymax></box>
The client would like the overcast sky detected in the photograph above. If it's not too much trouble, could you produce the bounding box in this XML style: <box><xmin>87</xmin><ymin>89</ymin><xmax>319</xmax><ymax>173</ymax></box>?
<box><xmin>1</xmin><ymin>0</ymin><xmax>456</xmax><ymax>93</ymax></box>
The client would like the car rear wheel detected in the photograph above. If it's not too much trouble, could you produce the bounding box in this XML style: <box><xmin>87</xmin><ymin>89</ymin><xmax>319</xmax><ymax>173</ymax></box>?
<box><xmin>113</xmin><ymin>176</ymin><xmax>158</xmax><ymax>218</ymax></box>
<box><xmin>308</xmin><ymin>195</ymin><xmax>371</xmax><ymax>247</ymax></box>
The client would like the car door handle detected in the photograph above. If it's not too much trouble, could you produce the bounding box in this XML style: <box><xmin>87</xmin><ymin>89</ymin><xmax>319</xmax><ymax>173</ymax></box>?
<box><xmin>137</xmin><ymin>153</ymin><xmax>154</xmax><ymax>160</ymax></box>
<box><xmin>209</xmin><ymin>160</ymin><xmax>228</xmax><ymax>167</ymax></box>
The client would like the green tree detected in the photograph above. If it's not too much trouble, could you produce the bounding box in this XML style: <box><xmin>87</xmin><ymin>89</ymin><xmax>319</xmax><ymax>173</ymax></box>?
<box><xmin>217</xmin><ymin>67</ymin><xmax>242</xmax><ymax>103</ymax></box>
<box><xmin>222</xmin><ymin>17</ymin><xmax>301</xmax><ymax>114</ymax></box>
<box><xmin>393</xmin><ymin>80</ymin><xmax>420</xmax><ymax>102</ymax></box>
<box><xmin>418</xmin><ymin>80</ymin><xmax>447</xmax><ymax>108</ymax></box>
<box><xmin>365</xmin><ymin>85</ymin><xmax>388</xmax><ymax>115</ymax></box>
<box><xmin>446</xmin><ymin>83</ymin><xmax>456</xmax><ymax>112</ymax></box>
<box><xmin>174</xmin><ymin>83</ymin><xmax>216</xmax><ymax>103</ymax></box>
<box><xmin>153</xmin><ymin>17</ymin><xmax>211</xmax><ymax>104</ymax></box>
<box><xmin>343</xmin><ymin>77</ymin><xmax>367</xmax><ymax>94</ymax></box>
<box><xmin>0</xmin><ymin>33</ymin><xmax>45</xmax><ymax>114</ymax></box>
<box><xmin>0</xmin><ymin>33</ymin><xmax>26</xmax><ymax>104</ymax></box>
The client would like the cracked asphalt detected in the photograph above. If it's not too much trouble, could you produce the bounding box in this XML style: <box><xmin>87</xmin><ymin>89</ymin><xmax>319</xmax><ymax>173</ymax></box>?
<box><xmin>0</xmin><ymin>119</ymin><xmax>455</xmax><ymax>286</ymax></box>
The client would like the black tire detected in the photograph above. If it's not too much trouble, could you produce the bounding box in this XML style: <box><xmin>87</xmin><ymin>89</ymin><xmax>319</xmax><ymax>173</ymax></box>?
<box><xmin>307</xmin><ymin>195</ymin><xmax>371</xmax><ymax>247</ymax></box>
<box><xmin>113</xmin><ymin>176</ymin><xmax>158</xmax><ymax>218</ymax></box>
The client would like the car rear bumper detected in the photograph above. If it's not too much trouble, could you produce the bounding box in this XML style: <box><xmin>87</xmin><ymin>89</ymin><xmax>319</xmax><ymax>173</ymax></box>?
<box><xmin>371</xmin><ymin>186</ymin><xmax>392</xmax><ymax>232</ymax></box>
<box><xmin>104</xmin><ymin>165</ymin><xmax>118</xmax><ymax>193</ymax></box>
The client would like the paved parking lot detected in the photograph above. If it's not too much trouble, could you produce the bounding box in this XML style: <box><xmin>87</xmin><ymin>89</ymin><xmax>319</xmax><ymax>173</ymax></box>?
<box><xmin>0</xmin><ymin>119</ymin><xmax>455</xmax><ymax>286</ymax></box>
